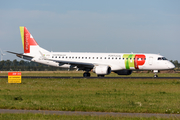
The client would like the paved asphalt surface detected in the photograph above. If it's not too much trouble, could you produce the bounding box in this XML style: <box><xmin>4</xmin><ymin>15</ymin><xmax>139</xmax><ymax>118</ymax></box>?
<box><xmin>0</xmin><ymin>109</ymin><xmax>180</xmax><ymax>118</ymax></box>
<box><xmin>0</xmin><ymin>76</ymin><xmax>180</xmax><ymax>79</ymax></box>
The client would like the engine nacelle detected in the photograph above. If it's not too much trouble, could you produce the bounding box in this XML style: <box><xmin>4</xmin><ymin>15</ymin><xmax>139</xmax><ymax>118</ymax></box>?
<box><xmin>114</xmin><ymin>70</ymin><xmax>132</xmax><ymax>75</ymax></box>
<box><xmin>93</xmin><ymin>66</ymin><xmax>111</xmax><ymax>75</ymax></box>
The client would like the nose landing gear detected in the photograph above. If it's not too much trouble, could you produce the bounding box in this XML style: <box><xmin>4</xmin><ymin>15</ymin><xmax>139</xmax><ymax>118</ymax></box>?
<box><xmin>153</xmin><ymin>70</ymin><xmax>158</xmax><ymax>77</ymax></box>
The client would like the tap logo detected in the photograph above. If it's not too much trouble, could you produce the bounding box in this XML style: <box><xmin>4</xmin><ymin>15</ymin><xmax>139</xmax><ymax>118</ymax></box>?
<box><xmin>123</xmin><ymin>54</ymin><xmax>146</xmax><ymax>69</ymax></box>
<box><xmin>20</xmin><ymin>26</ymin><xmax>38</xmax><ymax>53</ymax></box>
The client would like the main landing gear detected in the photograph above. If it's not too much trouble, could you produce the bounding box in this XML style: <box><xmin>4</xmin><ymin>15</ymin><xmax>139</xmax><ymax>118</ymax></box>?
<box><xmin>83</xmin><ymin>72</ymin><xmax>105</xmax><ymax>77</ymax></box>
<box><xmin>97</xmin><ymin>75</ymin><xmax>105</xmax><ymax>77</ymax></box>
<box><xmin>153</xmin><ymin>70</ymin><xmax>158</xmax><ymax>78</ymax></box>
<box><xmin>83</xmin><ymin>72</ymin><xmax>91</xmax><ymax>77</ymax></box>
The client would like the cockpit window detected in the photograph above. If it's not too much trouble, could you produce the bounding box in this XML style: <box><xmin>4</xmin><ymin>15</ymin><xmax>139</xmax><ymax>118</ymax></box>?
<box><xmin>158</xmin><ymin>57</ymin><xmax>167</xmax><ymax>60</ymax></box>
<box><xmin>162</xmin><ymin>57</ymin><xmax>167</xmax><ymax>60</ymax></box>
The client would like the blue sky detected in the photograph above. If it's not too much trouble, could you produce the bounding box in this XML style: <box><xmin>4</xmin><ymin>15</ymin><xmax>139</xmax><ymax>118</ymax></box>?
<box><xmin>0</xmin><ymin>0</ymin><xmax>180</xmax><ymax>61</ymax></box>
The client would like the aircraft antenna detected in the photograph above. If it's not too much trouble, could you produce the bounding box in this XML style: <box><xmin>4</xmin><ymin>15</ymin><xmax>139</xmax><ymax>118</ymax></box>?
<box><xmin>158</xmin><ymin>51</ymin><xmax>161</xmax><ymax>55</ymax></box>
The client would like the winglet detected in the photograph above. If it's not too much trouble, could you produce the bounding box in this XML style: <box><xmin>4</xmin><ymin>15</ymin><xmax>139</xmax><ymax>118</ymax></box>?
<box><xmin>19</xmin><ymin>26</ymin><xmax>38</xmax><ymax>53</ymax></box>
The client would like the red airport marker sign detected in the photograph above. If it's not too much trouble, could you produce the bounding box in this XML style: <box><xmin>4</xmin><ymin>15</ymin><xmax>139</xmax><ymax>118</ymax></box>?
<box><xmin>8</xmin><ymin>72</ymin><xmax>21</xmax><ymax>83</ymax></box>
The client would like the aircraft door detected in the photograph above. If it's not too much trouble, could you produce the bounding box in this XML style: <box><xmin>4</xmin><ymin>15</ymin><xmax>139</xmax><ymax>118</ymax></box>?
<box><xmin>149</xmin><ymin>57</ymin><xmax>153</xmax><ymax>65</ymax></box>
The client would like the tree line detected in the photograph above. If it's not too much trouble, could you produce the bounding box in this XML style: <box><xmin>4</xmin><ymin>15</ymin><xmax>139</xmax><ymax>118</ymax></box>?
<box><xmin>0</xmin><ymin>60</ymin><xmax>68</xmax><ymax>71</ymax></box>
<box><xmin>0</xmin><ymin>59</ymin><xmax>179</xmax><ymax>71</ymax></box>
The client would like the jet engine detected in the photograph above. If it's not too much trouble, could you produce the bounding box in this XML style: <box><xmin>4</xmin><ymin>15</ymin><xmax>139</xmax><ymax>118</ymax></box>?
<box><xmin>93</xmin><ymin>66</ymin><xmax>111</xmax><ymax>75</ymax></box>
<box><xmin>114</xmin><ymin>70</ymin><xmax>132</xmax><ymax>75</ymax></box>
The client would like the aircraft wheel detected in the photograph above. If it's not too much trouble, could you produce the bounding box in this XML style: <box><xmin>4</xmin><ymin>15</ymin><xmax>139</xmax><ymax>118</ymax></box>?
<box><xmin>154</xmin><ymin>75</ymin><xmax>158</xmax><ymax>78</ymax></box>
<box><xmin>97</xmin><ymin>75</ymin><xmax>105</xmax><ymax>77</ymax></box>
<box><xmin>83</xmin><ymin>72</ymin><xmax>90</xmax><ymax>77</ymax></box>
<box><xmin>87</xmin><ymin>73</ymin><xmax>91</xmax><ymax>77</ymax></box>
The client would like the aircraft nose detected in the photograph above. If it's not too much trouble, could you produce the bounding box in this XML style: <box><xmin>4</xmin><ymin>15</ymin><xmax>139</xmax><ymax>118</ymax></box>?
<box><xmin>168</xmin><ymin>62</ymin><xmax>175</xmax><ymax>69</ymax></box>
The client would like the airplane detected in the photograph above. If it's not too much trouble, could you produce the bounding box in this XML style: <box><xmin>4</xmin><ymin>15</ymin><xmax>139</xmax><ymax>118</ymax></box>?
<box><xmin>7</xmin><ymin>26</ymin><xmax>175</xmax><ymax>77</ymax></box>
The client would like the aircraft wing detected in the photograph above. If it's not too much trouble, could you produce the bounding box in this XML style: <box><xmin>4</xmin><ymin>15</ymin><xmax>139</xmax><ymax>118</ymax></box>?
<box><xmin>38</xmin><ymin>51</ymin><xmax>95</xmax><ymax>70</ymax></box>
<box><xmin>49</xmin><ymin>59</ymin><xmax>95</xmax><ymax>70</ymax></box>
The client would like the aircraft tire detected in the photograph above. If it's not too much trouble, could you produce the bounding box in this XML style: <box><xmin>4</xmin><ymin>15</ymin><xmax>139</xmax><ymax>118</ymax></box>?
<box><xmin>83</xmin><ymin>72</ymin><xmax>91</xmax><ymax>77</ymax></box>
<box><xmin>154</xmin><ymin>75</ymin><xmax>158</xmax><ymax>78</ymax></box>
<box><xmin>97</xmin><ymin>75</ymin><xmax>105</xmax><ymax>77</ymax></box>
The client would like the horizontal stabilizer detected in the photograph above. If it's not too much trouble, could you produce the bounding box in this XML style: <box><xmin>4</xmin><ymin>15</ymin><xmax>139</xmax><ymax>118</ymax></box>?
<box><xmin>7</xmin><ymin>51</ymin><xmax>33</xmax><ymax>60</ymax></box>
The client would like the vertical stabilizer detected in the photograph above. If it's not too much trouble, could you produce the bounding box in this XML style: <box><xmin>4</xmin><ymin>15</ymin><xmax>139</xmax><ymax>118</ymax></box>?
<box><xmin>19</xmin><ymin>26</ymin><xmax>38</xmax><ymax>53</ymax></box>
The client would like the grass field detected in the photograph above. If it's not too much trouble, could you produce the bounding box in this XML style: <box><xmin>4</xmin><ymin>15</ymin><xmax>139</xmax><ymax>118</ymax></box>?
<box><xmin>0</xmin><ymin>72</ymin><xmax>180</xmax><ymax>119</ymax></box>
<box><xmin>0</xmin><ymin>113</ymin><xmax>178</xmax><ymax>120</ymax></box>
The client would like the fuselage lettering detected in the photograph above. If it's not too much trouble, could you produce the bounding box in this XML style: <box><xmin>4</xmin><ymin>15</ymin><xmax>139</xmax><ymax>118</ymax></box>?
<box><xmin>123</xmin><ymin>54</ymin><xmax>146</xmax><ymax>69</ymax></box>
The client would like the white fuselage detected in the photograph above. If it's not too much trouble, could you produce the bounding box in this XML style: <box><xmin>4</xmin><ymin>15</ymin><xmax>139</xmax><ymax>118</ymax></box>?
<box><xmin>31</xmin><ymin>51</ymin><xmax>174</xmax><ymax>71</ymax></box>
